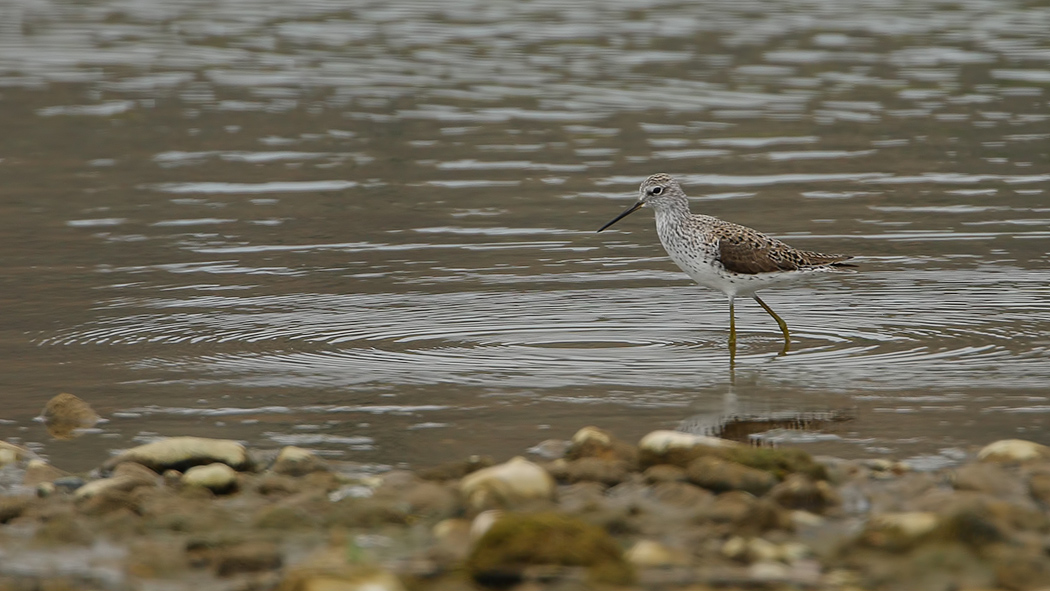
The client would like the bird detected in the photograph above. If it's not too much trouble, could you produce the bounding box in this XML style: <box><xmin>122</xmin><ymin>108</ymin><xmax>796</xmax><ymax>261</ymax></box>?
<box><xmin>597</xmin><ymin>173</ymin><xmax>854</xmax><ymax>356</ymax></box>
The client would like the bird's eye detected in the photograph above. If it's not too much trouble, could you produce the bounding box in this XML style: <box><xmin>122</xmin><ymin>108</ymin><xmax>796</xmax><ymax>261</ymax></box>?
<box><xmin>650</xmin><ymin>186</ymin><xmax>663</xmax><ymax>195</ymax></box>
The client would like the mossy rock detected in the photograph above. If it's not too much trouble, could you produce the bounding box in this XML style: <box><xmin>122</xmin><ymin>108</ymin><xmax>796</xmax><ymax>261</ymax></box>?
<box><xmin>721</xmin><ymin>447</ymin><xmax>827</xmax><ymax>481</ymax></box>
<box><xmin>466</xmin><ymin>512</ymin><xmax>634</xmax><ymax>586</ymax></box>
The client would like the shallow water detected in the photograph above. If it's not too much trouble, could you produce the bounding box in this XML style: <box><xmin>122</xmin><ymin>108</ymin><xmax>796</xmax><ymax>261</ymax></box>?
<box><xmin>2</xmin><ymin>0</ymin><xmax>1050</xmax><ymax>472</ymax></box>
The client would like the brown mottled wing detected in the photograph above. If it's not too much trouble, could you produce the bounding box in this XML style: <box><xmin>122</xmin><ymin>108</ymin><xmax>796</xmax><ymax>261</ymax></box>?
<box><xmin>717</xmin><ymin>226</ymin><xmax>852</xmax><ymax>275</ymax></box>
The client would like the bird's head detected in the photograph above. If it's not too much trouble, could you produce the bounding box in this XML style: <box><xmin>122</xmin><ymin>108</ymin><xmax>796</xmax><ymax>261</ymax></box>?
<box><xmin>597</xmin><ymin>173</ymin><xmax>685</xmax><ymax>232</ymax></box>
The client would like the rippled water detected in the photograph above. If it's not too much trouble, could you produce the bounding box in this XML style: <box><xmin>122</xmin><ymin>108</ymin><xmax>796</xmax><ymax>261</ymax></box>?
<box><xmin>2</xmin><ymin>0</ymin><xmax>1050</xmax><ymax>471</ymax></box>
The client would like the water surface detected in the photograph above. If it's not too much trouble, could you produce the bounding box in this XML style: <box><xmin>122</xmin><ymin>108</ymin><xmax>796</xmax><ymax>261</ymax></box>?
<box><xmin>2</xmin><ymin>0</ymin><xmax>1050</xmax><ymax>471</ymax></box>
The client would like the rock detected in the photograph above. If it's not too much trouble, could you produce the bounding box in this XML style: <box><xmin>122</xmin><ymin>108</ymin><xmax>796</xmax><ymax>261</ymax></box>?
<box><xmin>643</xmin><ymin>464</ymin><xmax>687</xmax><ymax>483</ymax></box>
<box><xmin>779</xmin><ymin>542</ymin><xmax>812</xmax><ymax>563</ymax></box>
<box><xmin>977</xmin><ymin>439</ymin><xmax>1050</xmax><ymax>464</ymax></box>
<box><xmin>432</xmin><ymin>518</ymin><xmax>473</xmax><ymax>561</ymax></box>
<box><xmin>625</xmin><ymin>539</ymin><xmax>687</xmax><ymax>567</ymax></box>
<box><xmin>325</xmin><ymin>496</ymin><xmax>409</xmax><ymax>529</ymax></box>
<box><xmin>255</xmin><ymin>504</ymin><xmax>318</xmax><ymax>530</ymax></box>
<box><xmin>213</xmin><ymin>541</ymin><xmax>283</xmax><ymax>576</ymax></box>
<box><xmin>53</xmin><ymin>476</ymin><xmax>87</xmax><ymax>493</ymax></box>
<box><xmin>721</xmin><ymin>535</ymin><xmax>748</xmax><ymax>561</ymax></box>
<box><xmin>527</xmin><ymin>438</ymin><xmax>571</xmax><ymax>460</ymax></box>
<box><xmin>276</xmin><ymin>543</ymin><xmax>406</xmax><ymax>591</ymax></box>
<box><xmin>0</xmin><ymin>440</ymin><xmax>36</xmax><ymax>467</ymax></box>
<box><xmin>34</xmin><ymin>511</ymin><xmax>94</xmax><ymax>546</ymax></box>
<box><xmin>418</xmin><ymin>455</ymin><xmax>495</xmax><ymax>481</ymax></box>
<box><xmin>768</xmin><ymin>474</ymin><xmax>841</xmax><ymax>513</ymax></box>
<box><xmin>686</xmin><ymin>456</ymin><xmax>778</xmax><ymax>496</ymax></box>
<box><xmin>125</xmin><ymin>539</ymin><xmax>189</xmax><ymax>578</ymax></box>
<box><xmin>790</xmin><ymin>510</ymin><xmax>826</xmax><ymax>529</ymax></box>
<box><xmin>649</xmin><ymin>481</ymin><xmax>714</xmax><ymax>508</ymax></box>
<box><xmin>638</xmin><ymin>430</ymin><xmax>738</xmax><ymax>467</ymax></box>
<box><xmin>952</xmin><ymin>462</ymin><xmax>1027</xmax><ymax>500</ymax></box>
<box><xmin>22</xmin><ymin>459</ymin><xmax>70</xmax><ymax>487</ymax></box>
<box><xmin>721</xmin><ymin>446</ymin><xmax>827</xmax><ymax>481</ymax></box>
<box><xmin>566</xmin><ymin>426</ymin><xmax>638</xmax><ymax>465</ymax></box>
<box><xmin>256</xmin><ymin>473</ymin><xmax>304</xmax><ymax>496</ymax></box>
<box><xmin>162</xmin><ymin>469</ymin><xmax>182</xmax><ymax>487</ymax></box>
<box><xmin>1028</xmin><ymin>471</ymin><xmax>1050</xmax><ymax>506</ymax></box>
<box><xmin>0</xmin><ymin>497</ymin><xmax>32</xmax><ymax>523</ymax></box>
<box><xmin>557</xmin><ymin>481</ymin><xmax>607</xmax><ymax>514</ymax></box>
<box><xmin>75</xmin><ymin>462</ymin><xmax>159</xmax><ymax>501</ymax></box>
<box><xmin>470</xmin><ymin>509</ymin><xmax>503</xmax><ymax>542</ymax></box>
<box><xmin>140</xmin><ymin>494</ymin><xmax>239</xmax><ymax>533</ymax></box>
<box><xmin>466</xmin><ymin>512</ymin><xmax>634</xmax><ymax>586</ymax></box>
<box><xmin>375</xmin><ymin>470</ymin><xmax>417</xmax><ymax>490</ymax></box>
<box><xmin>931</xmin><ymin>493</ymin><xmax>1046</xmax><ymax>545</ymax></box>
<box><xmin>284</xmin><ymin>570</ymin><xmax>405</xmax><ymax>591</ymax></box>
<box><xmin>76</xmin><ymin>487</ymin><xmax>137</xmax><ymax>516</ymax></box>
<box><xmin>402</xmin><ymin>481</ymin><xmax>459</xmax><ymax>520</ymax></box>
<box><xmin>277</xmin><ymin>545</ymin><xmax>407</xmax><ymax>591</ymax></box>
<box><xmin>460</xmin><ymin>456</ymin><xmax>555</xmax><ymax>511</ymax></box>
<box><xmin>103</xmin><ymin>436</ymin><xmax>249</xmax><ymax>474</ymax></box>
<box><xmin>272</xmin><ymin>446</ymin><xmax>328</xmax><ymax>476</ymax></box>
<box><xmin>39</xmin><ymin>392</ymin><xmax>100</xmax><ymax>439</ymax></box>
<box><xmin>989</xmin><ymin>543</ymin><xmax>1050</xmax><ymax>590</ymax></box>
<box><xmin>745</xmin><ymin>538</ymin><xmax>783</xmax><ymax>563</ymax></box>
<box><xmin>861</xmin><ymin>512</ymin><xmax>939</xmax><ymax>550</ymax></box>
<box><xmin>563</xmin><ymin>457</ymin><xmax>629</xmax><ymax>486</ymax></box>
<box><xmin>722</xmin><ymin>536</ymin><xmax>782</xmax><ymax>563</ymax></box>
<box><xmin>701</xmin><ymin>492</ymin><xmax>790</xmax><ymax>534</ymax></box>
<box><xmin>182</xmin><ymin>463</ymin><xmax>239</xmax><ymax>494</ymax></box>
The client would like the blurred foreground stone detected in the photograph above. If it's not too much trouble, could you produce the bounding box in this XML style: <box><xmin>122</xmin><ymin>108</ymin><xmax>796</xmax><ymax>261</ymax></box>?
<box><xmin>1</xmin><ymin>430</ymin><xmax>1050</xmax><ymax>590</ymax></box>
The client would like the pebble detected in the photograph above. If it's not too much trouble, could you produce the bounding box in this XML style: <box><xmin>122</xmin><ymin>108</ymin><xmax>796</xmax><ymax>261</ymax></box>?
<box><xmin>1028</xmin><ymin>470</ymin><xmax>1050</xmax><ymax>505</ymax></box>
<box><xmin>459</xmin><ymin>456</ymin><xmax>555</xmax><ymax>511</ymax></box>
<box><xmin>22</xmin><ymin>459</ymin><xmax>70</xmax><ymax>487</ymax></box>
<box><xmin>978</xmin><ymin>439</ymin><xmax>1050</xmax><ymax>464</ymax></box>
<box><xmin>272</xmin><ymin>446</ymin><xmax>327</xmax><ymax>476</ymax></box>
<box><xmin>75</xmin><ymin>462</ymin><xmax>159</xmax><ymax>501</ymax></box>
<box><xmin>768</xmin><ymin>473</ymin><xmax>841</xmax><ymax>513</ymax></box>
<box><xmin>103</xmin><ymin>436</ymin><xmax>250</xmax><ymax>473</ymax></box>
<box><xmin>182</xmin><ymin>463</ymin><xmax>239</xmax><ymax>494</ymax></box>
<box><xmin>862</xmin><ymin>511</ymin><xmax>939</xmax><ymax>549</ymax></box>
<box><xmin>0</xmin><ymin>440</ymin><xmax>35</xmax><ymax>467</ymax></box>
<box><xmin>563</xmin><ymin>456</ymin><xmax>629</xmax><ymax>485</ymax></box>
<box><xmin>469</xmin><ymin>509</ymin><xmax>503</xmax><ymax>542</ymax></box>
<box><xmin>38</xmin><ymin>393</ymin><xmax>100</xmax><ymax>440</ymax></box>
<box><xmin>567</xmin><ymin>426</ymin><xmax>639</xmax><ymax>466</ymax></box>
<box><xmin>9</xmin><ymin>428</ymin><xmax>1050</xmax><ymax>591</ymax></box>
<box><xmin>639</xmin><ymin>430</ymin><xmax>737</xmax><ymax>455</ymax></box>
<box><xmin>687</xmin><ymin>455</ymin><xmax>778</xmax><ymax>496</ymax></box>
<box><xmin>625</xmin><ymin>539</ymin><xmax>687</xmax><ymax>567</ymax></box>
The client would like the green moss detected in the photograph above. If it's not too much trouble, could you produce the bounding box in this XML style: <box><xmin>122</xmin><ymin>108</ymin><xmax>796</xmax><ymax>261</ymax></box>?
<box><xmin>722</xmin><ymin>447</ymin><xmax>827</xmax><ymax>480</ymax></box>
<box><xmin>466</xmin><ymin>512</ymin><xmax>634</xmax><ymax>586</ymax></box>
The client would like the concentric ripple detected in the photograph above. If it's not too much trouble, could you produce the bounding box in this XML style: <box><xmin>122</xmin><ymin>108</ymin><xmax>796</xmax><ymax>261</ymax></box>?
<box><xmin>43</xmin><ymin>264</ymin><xmax>1050</xmax><ymax>391</ymax></box>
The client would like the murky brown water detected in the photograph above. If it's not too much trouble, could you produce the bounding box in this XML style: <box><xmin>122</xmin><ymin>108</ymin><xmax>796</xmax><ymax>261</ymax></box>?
<box><xmin>2</xmin><ymin>0</ymin><xmax>1049</xmax><ymax>473</ymax></box>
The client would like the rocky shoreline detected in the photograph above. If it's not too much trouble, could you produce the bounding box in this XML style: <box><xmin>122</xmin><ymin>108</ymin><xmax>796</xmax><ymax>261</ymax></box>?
<box><xmin>2</xmin><ymin>428</ymin><xmax>1050</xmax><ymax>590</ymax></box>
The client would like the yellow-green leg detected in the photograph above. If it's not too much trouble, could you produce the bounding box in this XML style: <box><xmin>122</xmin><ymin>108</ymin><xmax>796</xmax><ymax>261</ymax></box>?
<box><xmin>728</xmin><ymin>297</ymin><xmax>737</xmax><ymax>356</ymax></box>
<box><xmin>753</xmin><ymin>294</ymin><xmax>790</xmax><ymax>355</ymax></box>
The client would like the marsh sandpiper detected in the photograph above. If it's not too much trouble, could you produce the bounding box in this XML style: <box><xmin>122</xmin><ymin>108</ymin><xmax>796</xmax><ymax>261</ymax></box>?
<box><xmin>597</xmin><ymin>173</ymin><xmax>854</xmax><ymax>356</ymax></box>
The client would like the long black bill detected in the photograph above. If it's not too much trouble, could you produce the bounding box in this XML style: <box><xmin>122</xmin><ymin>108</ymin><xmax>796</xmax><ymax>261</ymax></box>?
<box><xmin>597</xmin><ymin>201</ymin><xmax>644</xmax><ymax>233</ymax></box>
